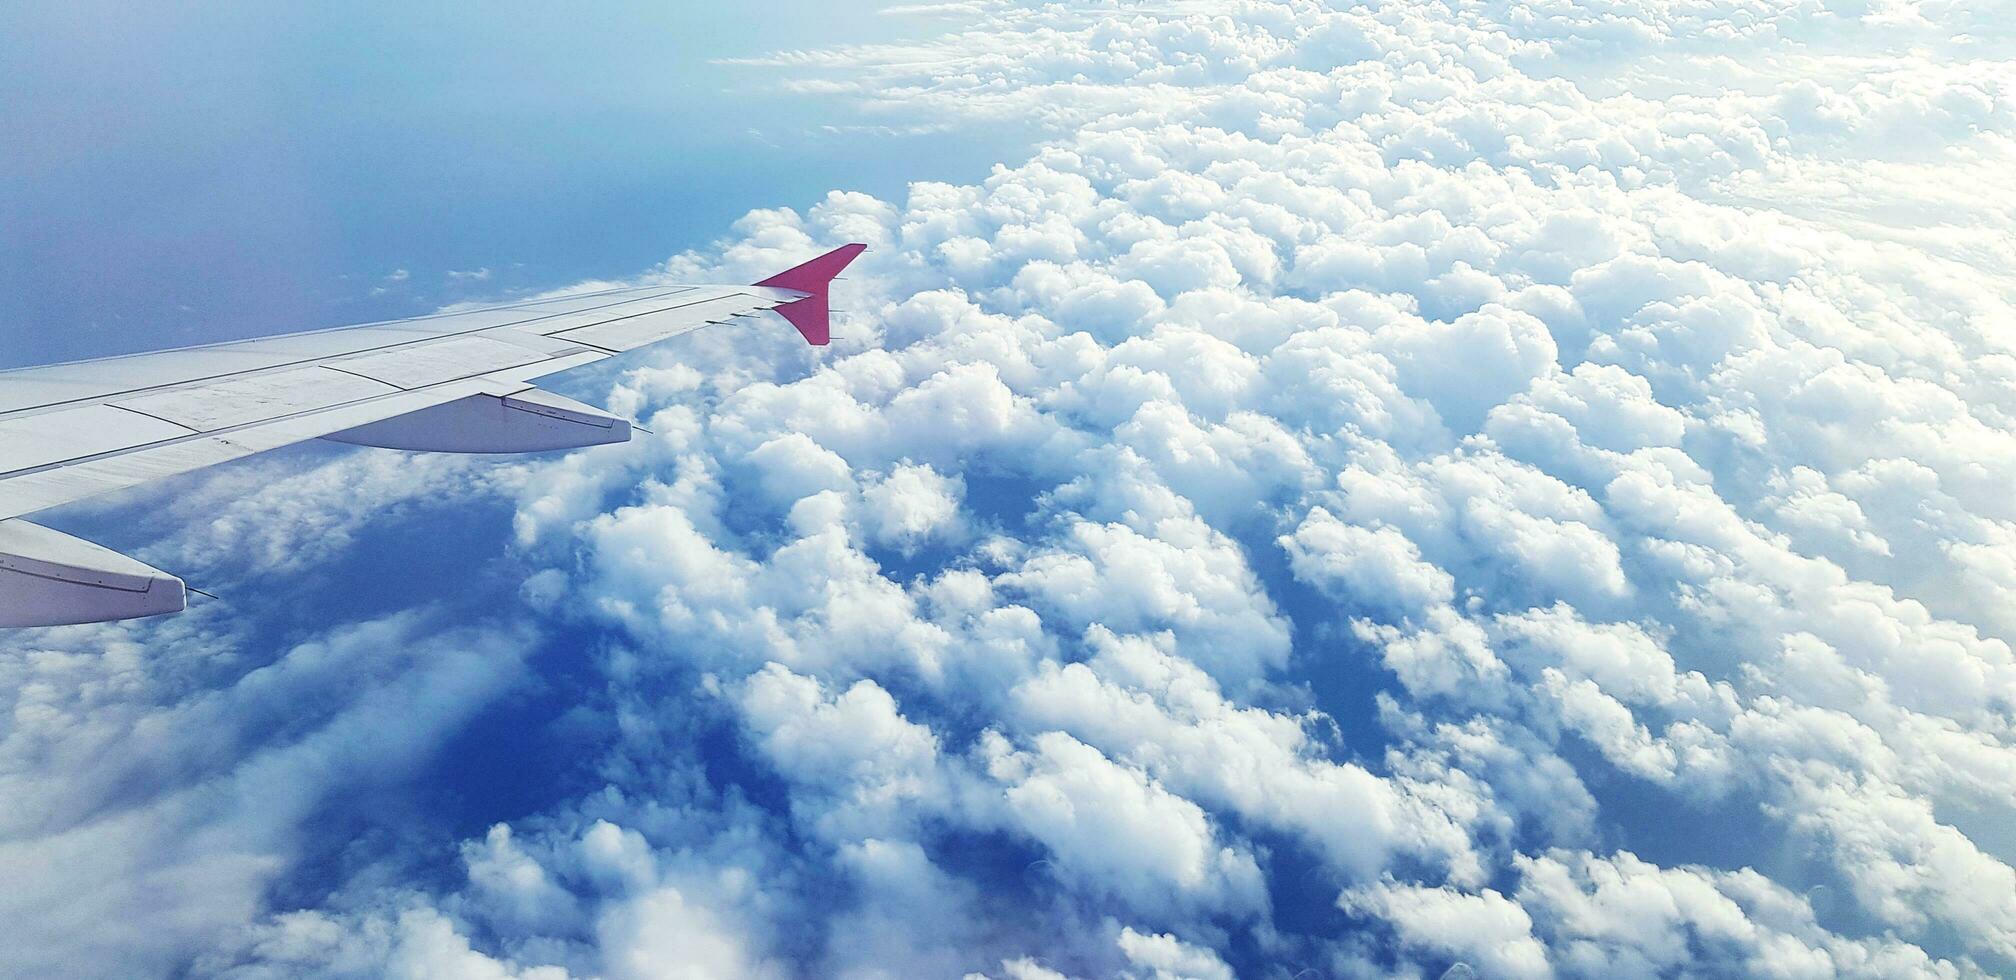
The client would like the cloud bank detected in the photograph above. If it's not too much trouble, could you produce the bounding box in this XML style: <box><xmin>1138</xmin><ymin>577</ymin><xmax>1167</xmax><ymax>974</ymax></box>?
<box><xmin>5</xmin><ymin>1</ymin><xmax>2016</xmax><ymax>977</ymax></box>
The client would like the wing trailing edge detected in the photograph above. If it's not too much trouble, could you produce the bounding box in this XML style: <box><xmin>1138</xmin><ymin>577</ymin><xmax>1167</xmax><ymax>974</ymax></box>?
<box><xmin>324</xmin><ymin>388</ymin><xmax>630</xmax><ymax>453</ymax></box>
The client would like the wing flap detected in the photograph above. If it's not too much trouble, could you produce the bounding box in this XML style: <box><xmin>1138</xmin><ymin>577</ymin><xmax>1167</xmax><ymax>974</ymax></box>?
<box><xmin>325</xmin><ymin>389</ymin><xmax>629</xmax><ymax>453</ymax></box>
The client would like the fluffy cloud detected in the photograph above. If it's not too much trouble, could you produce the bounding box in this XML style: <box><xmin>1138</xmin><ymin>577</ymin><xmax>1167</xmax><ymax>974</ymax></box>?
<box><xmin>0</xmin><ymin>613</ymin><xmax>538</xmax><ymax>978</ymax></box>
<box><xmin>982</xmin><ymin>729</ymin><xmax>1268</xmax><ymax>920</ymax></box>
<box><xmin>8</xmin><ymin>1</ymin><xmax>2016</xmax><ymax>977</ymax></box>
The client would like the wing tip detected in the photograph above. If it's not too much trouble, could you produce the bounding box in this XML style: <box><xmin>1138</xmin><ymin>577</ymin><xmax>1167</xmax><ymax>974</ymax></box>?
<box><xmin>753</xmin><ymin>243</ymin><xmax>868</xmax><ymax>294</ymax></box>
<box><xmin>755</xmin><ymin>244</ymin><xmax>868</xmax><ymax>346</ymax></box>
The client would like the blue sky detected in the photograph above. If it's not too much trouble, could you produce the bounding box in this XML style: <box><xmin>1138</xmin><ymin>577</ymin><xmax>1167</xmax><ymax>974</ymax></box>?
<box><xmin>5</xmin><ymin>3</ymin><xmax>2016</xmax><ymax>979</ymax></box>
<box><xmin>0</xmin><ymin>1</ymin><xmax>1019</xmax><ymax>367</ymax></box>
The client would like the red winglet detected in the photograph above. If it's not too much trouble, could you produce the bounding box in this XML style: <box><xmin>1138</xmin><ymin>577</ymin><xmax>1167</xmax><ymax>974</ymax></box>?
<box><xmin>755</xmin><ymin>243</ymin><xmax>868</xmax><ymax>346</ymax></box>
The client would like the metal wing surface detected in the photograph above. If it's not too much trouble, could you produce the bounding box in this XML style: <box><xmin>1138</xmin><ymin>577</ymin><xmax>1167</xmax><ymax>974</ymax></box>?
<box><xmin>0</xmin><ymin>244</ymin><xmax>865</xmax><ymax>627</ymax></box>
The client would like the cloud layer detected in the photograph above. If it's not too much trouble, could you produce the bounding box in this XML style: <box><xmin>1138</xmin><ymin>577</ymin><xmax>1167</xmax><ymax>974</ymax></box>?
<box><xmin>5</xmin><ymin>1</ymin><xmax>2016</xmax><ymax>977</ymax></box>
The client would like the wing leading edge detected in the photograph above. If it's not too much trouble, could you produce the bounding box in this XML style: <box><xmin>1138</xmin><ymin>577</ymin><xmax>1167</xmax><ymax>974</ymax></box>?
<box><xmin>0</xmin><ymin>244</ymin><xmax>866</xmax><ymax>628</ymax></box>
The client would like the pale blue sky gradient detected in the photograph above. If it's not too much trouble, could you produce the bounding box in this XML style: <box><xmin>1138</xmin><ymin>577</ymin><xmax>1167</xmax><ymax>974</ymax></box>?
<box><xmin>0</xmin><ymin>1</ymin><xmax>1008</xmax><ymax>367</ymax></box>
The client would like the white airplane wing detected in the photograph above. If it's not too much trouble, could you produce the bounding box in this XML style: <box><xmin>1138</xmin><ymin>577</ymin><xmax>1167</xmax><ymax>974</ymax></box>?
<box><xmin>0</xmin><ymin>244</ymin><xmax>865</xmax><ymax>627</ymax></box>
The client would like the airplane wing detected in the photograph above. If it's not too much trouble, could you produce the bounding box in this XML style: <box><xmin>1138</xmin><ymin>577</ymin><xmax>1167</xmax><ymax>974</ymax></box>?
<box><xmin>0</xmin><ymin>243</ymin><xmax>865</xmax><ymax>628</ymax></box>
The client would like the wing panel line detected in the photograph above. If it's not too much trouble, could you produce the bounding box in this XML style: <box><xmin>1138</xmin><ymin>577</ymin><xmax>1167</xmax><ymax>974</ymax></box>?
<box><xmin>0</xmin><ymin>374</ymin><xmax>522</xmax><ymax>487</ymax></box>
<box><xmin>104</xmin><ymin>404</ymin><xmax>202</xmax><ymax>436</ymax></box>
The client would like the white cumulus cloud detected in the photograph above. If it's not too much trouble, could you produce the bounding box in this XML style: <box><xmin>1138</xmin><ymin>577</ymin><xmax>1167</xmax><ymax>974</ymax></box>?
<box><xmin>9</xmin><ymin>1</ymin><xmax>2016</xmax><ymax>977</ymax></box>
